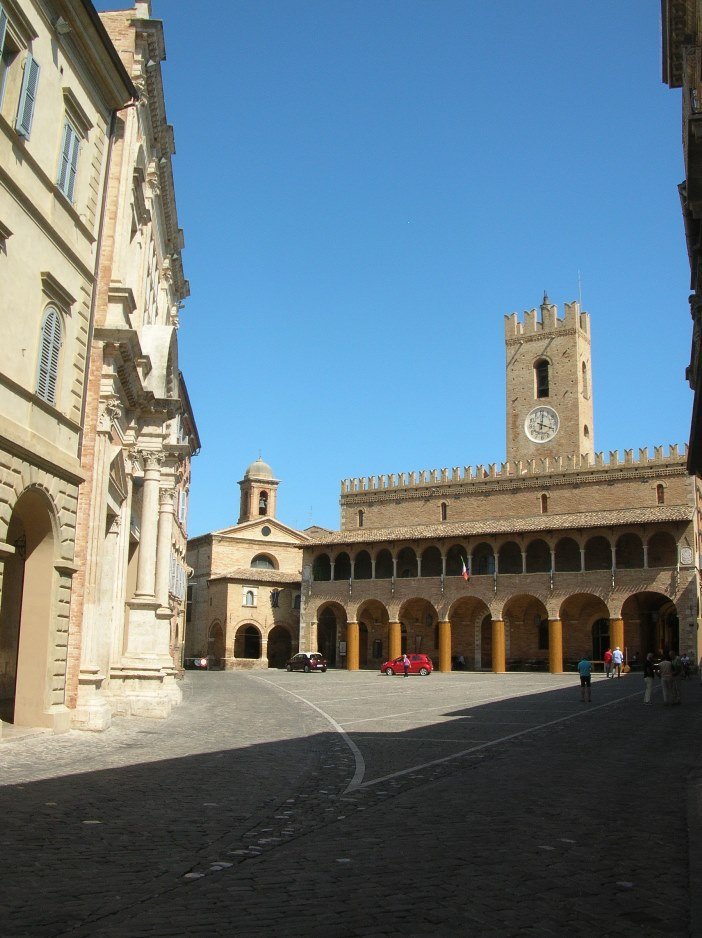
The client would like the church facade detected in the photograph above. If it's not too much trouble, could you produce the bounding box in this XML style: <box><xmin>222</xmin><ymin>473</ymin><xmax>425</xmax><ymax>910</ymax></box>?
<box><xmin>185</xmin><ymin>459</ymin><xmax>307</xmax><ymax>670</ymax></box>
<box><xmin>299</xmin><ymin>298</ymin><xmax>700</xmax><ymax>674</ymax></box>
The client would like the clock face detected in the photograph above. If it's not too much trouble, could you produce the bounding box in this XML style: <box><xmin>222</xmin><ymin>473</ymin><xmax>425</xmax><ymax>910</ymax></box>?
<box><xmin>525</xmin><ymin>406</ymin><xmax>559</xmax><ymax>443</ymax></box>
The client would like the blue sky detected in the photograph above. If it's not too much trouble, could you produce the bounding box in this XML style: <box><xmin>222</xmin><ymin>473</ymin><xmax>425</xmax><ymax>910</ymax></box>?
<box><xmin>96</xmin><ymin>1</ymin><xmax>691</xmax><ymax>536</ymax></box>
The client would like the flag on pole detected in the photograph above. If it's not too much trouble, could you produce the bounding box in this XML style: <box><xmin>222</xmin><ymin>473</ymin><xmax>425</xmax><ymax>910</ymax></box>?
<box><xmin>461</xmin><ymin>557</ymin><xmax>470</xmax><ymax>581</ymax></box>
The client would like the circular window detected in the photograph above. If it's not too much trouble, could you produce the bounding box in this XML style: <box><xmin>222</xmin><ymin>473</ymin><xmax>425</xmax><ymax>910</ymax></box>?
<box><xmin>261</xmin><ymin>526</ymin><xmax>271</xmax><ymax>536</ymax></box>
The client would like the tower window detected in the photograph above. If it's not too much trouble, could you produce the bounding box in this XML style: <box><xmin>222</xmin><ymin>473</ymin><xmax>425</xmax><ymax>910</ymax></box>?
<box><xmin>582</xmin><ymin>361</ymin><xmax>589</xmax><ymax>399</ymax></box>
<box><xmin>534</xmin><ymin>359</ymin><xmax>549</xmax><ymax>398</ymax></box>
<box><xmin>441</xmin><ymin>502</ymin><xmax>447</xmax><ymax>521</ymax></box>
<box><xmin>656</xmin><ymin>484</ymin><xmax>665</xmax><ymax>506</ymax></box>
<box><xmin>258</xmin><ymin>491</ymin><xmax>268</xmax><ymax>516</ymax></box>
<box><xmin>540</xmin><ymin>493</ymin><xmax>548</xmax><ymax>514</ymax></box>
<box><xmin>358</xmin><ymin>509</ymin><xmax>364</xmax><ymax>528</ymax></box>
<box><xmin>244</xmin><ymin>589</ymin><xmax>255</xmax><ymax>607</ymax></box>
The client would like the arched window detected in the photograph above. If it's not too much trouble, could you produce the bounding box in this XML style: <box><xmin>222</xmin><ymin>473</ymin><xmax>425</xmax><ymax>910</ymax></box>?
<box><xmin>36</xmin><ymin>306</ymin><xmax>62</xmax><ymax>404</ymax></box>
<box><xmin>540</xmin><ymin>493</ymin><xmax>548</xmax><ymax>514</ymax></box>
<box><xmin>656</xmin><ymin>484</ymin><xmax>665</xmax><ymax>506</ymax></box>
<box><xmin>358</xmin><ymin>509</ymin><xmax>364</xmax><ymax>528</ymax></box>
<box><xmin>251</xmin><ymin>554</ymin><xmax>275</xmax><ymax>569</ymax></box>
<box><xmin>244</xmin><ymin>590</ymin><xmax>255</xmax><ymax>606</ymax></box>
<box><xmin>582</xmin><ymin>361</ymin><xmax>589</xmax><ymax>399</ymax></box>
<box><xmin>258</xmin><ymin>491</ymin><xmax>268</xmax><ymax>516</ymax></box>
<box><xmin>441</xmin><ymin>502</ymin><xmax>447</xmax><ymax>521</ymax></box>
<box><xmin>534</xmin><ymin>359</ymin><xmax>549</xmax><ymax>398</ymax></box>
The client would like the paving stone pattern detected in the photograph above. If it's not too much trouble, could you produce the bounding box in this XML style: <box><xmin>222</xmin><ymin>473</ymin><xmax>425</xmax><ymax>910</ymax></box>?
<box><xmin>1</xmin><ymin>670</ymin><xmax>700</xmax><ymax>936</ymax></box>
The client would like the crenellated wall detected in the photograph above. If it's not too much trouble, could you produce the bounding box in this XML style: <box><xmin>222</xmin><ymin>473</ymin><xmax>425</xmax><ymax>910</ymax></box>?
<box><xmin>341</xmin><ymin>444</ymin><xmax>688</xmax><ymax>496</ymax></box>
<box><xmin>504</xmin><ymin>299</ymin><xmax>590</xmax><ymax>338</ymax></box>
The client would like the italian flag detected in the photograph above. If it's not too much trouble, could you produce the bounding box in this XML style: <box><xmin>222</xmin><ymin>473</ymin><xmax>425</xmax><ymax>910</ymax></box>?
<box><xmin>461</xmin><ymin>557</ymin><xmax>470</xmax><ymax>581</ymax></box>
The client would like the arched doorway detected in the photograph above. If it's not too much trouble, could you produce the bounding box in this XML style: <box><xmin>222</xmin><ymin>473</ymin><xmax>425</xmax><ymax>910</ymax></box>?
<box><xmin>502</xmin><ymin>594</ymin><xmax>549</xmax><ymax>670</ymax></box>
<box><xmin>207</xmin><ymin>622</ymin><xmax>225</xmax><ymax>669</ymax></box>
<box><xmin>318</xmin><ymin>605</ymin><xmax>345</xmax><ymax>667</ymax></box>
<box><xmin>267</xmin><ymin>625</ymin><xmax>292</xmax><ymax>668</ymax></box>
<box><xmin>235</xmin><ymin>624</ymin><xmax>261</xmax><ymax>659</ymax></box>
<box><xmin>398</xmin><ymin>598</ymin><xmax>439</xmax><ymax>660</ymax></box>
<box><xmin>356</xmin><ymin>599</ymin><xmax>389</xmax><ymax>667</ymax></box>
<box><xmin>622</xmin><ymin>592</ymin><xmax>679</xmax><ymax>659</ymax></box>
<box><xmin>448</xmin><ymin>596</ymin><xmax>491</xmax><ymax>671</ymax></box>
<box><xmin>559</xmin><ymin>594</ymin><xmax>611</xmax><ymax>669</ymax></box>
<box><xmin>0</xmin><ymin>488</ymin><xmax>57</xmax><ymax>726</ymax></box>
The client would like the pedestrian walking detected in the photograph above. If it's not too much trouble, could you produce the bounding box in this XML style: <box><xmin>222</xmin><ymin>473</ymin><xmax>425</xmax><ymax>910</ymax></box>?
<box><xmin>612</xmin><ymin>646</ymin><xmax>624</xmax><ymax>678</ymax></box>
<box><xmin>643</xmin><ymin>652</ymin><xmax>655</xmax><ymax>704</ymax></box>
<box><xmin>658</xmin><ymin>654</ymin><xmax>673</xmax><ymax>705</ymax></box>
<box><xmin>681</xmin><ymin>653</ymin><xmax>690</xmax><ymax>679</ymax></box>
<box><xmin>603</xmin><ymin>647</ymin><xmax>613</xmax><ymax>678</ymax></box>
<box><xmin>402</xmin><ymin>653</ymin><xmax>410</xmax><ymax>677</ymax></box>
<box><xmin>577</xmin><ymin>655</ymin><xmax>592</xmax><ymax>702</ymax></box>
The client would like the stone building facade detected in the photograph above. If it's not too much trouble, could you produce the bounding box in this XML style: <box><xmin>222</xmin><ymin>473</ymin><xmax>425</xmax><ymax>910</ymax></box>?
<box><xmin>300</xmin><ymin>300</ymin><xmax>701</xmax><ymax>674</ymax></box>
<box><xmin>662</xmin><ymin>0</ymin><xmax>702</xmax><ymax>475</ymax></box>
<box><xmin>0</xmin><ymin>0</ymin><xmax>135</xmax><ymax>733</ymax></box>
<box><xmin>67</xmin><ymin>0</ymin><xmax>197</xmax><ymax>728</ymax></box>
<box><xmin>186</xmin><ymin>459</ymin><xmax>307</xmax><ymax>671</ymax></box>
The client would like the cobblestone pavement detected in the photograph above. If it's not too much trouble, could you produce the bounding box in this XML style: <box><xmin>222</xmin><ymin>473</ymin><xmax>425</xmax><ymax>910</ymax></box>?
<box><xmin>1</xmin><ymin>669</ymin><xmax>701</xmax><ymax>937</ymax></box>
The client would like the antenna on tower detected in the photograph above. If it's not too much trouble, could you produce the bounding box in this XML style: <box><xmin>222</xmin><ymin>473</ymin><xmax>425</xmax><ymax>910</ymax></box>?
<box><xmin>578</xmin><ymin>269</ymin><xmax>583</xmax><ymax>307</ymax></box>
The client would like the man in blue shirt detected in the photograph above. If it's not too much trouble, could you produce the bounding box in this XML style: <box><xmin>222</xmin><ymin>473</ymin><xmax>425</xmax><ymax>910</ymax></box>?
<box><xmin>577</xmin><ymin>655</ymin><xmax>592</xmax><ymax>702</ymax></box>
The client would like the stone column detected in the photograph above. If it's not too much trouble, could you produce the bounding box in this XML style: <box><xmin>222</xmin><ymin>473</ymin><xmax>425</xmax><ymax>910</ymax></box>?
<box><xmin>154</xmin><ymin>487</ymin><xmax>175</xmax><ymax>612</ymax></box>
<box><xmin>134</xmin><ymin>452</ymin><xmax>163</xmax><ymax>600</ymax></box>
<box><xmin>610</xmin><ymin>617</ymin><xmax>624</xmax><ymax>651</ymax></box>
<box><xmin>491</xmin><ymin>619</ymin><xmax>506</xmax><ymax>673</ymax></box>
<box><xmin>521</xmin><ymin>551</ymin><xmax>527</xmax><ymax>574</ymax></box>
<box><xmin>347</xmin><ymin>621</ymin><xmax>359</xmax><ymax>670</ymax></box>
<box><xmin>388</xmin><ymin>620</ymin><xmax>401</xmax><ymax>659</ymax></box>
<box><xmin>548</xmin><ymin>618</ymin><xmax>563</xmax><ymax>673</ymax></box>
<box><xmin>438</xmin><ymin>620</ymin><xmax>452</xmax><ymax>672</ymax></box>
<box><xmin>643</xmin><ymin>545</ymin><xmax>649</xmax><ymax>568</ymax></box>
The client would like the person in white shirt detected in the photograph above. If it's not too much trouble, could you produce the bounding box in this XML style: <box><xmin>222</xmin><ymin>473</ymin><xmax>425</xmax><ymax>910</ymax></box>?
<box><xmin>612</xmin><ymin>646</ymin><xmax>624</xmax><ymax>678</ymax></box>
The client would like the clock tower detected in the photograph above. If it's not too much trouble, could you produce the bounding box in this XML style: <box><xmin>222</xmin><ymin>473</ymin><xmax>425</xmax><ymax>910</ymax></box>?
<box><xmin>505</xmin><ymin>295</ymin><xmax>594</xmax><ymax>464</ymax></box>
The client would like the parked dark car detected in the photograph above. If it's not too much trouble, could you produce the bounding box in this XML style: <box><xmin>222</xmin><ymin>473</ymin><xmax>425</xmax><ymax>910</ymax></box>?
<box><xmin>381</xmin><ymin>654</ymin><xmax>433</xmax><ymax>676</ymax></box>
<box><xmin>285</xmin><ymin>652</ymin><xmax>327</xmax><ymax>673</ymax></box>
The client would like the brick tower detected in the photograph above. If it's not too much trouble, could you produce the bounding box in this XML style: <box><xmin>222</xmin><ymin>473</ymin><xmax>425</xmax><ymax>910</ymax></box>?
<box><xmin>505</xmin><ymin>295</ymin><xmax>595</xmax><ymax>464</ymax></box>
<box><xmin>238</xmin><ymin>457</ymin><xmax>280</xmax><ymax>523</ymax></box>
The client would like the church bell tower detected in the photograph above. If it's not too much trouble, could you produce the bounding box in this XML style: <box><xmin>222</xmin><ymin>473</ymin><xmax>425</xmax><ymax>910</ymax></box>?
<box><xmin>238</xmin><ymin>458</ymin><xmax>280</xmax><ymax>523</ymax></box>
<box><xmin>505</xmin><ymin>295</ymin><xmax>595</xmax><ymax>464</ymax></box>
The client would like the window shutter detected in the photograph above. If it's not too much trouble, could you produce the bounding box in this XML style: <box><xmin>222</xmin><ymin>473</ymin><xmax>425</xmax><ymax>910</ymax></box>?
<box><xmin>0</xmin><ymin>7</ymin><xmax>8</xmax><ymax>57</ymax></box>
<box><xmin>57</xmin><ymin>122</ymin><xmax>72</xmax><ymax>194</ymax></box>
<box><xmin>36</xmin><ymin>307</ymin><xmax>61</xmax><ymax>404</ymax></box>
<box><xmin>16</xmin><ymin>53</ymin><xmax>39</xmax><ymax>138</ymax></box>
<box><xmin>67</xmin><ymin>128</ymin><xmax>79</xmax><ymax>201</ymax></box>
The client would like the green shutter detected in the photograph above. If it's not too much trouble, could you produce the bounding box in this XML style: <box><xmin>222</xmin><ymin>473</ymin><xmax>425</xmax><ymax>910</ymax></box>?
<box><xmin>36</xmin><ymin>307</ymin><xmax>62</xmax><ymax>404</ymax></box>
<box><xmin>16</xmin><ymin>52</ymin><xmax>39</xmax><ymax>138</ymax></box>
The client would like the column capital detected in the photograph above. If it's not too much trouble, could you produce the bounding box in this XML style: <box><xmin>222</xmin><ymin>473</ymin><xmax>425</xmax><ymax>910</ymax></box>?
<box><xmin>134</xmin><ymin>449</ymin><xmax>165</xmax><ymax>473</ymax></box>
<box><xmin>159</xmin><ymin>487</ymin><xmax>176</xmax><ymax>509</ymax></box>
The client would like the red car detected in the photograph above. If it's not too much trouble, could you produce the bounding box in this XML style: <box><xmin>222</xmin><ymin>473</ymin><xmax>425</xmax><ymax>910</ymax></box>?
<box><xmin>381</xmin><ymin>654</ymin><xmax>433</xmax><ymax>676</ymax></box>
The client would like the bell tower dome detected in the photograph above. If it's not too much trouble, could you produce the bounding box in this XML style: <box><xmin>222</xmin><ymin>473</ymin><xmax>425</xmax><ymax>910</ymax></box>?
<box><xmin>238</xmin><ymin>457</ymin><xmax>280</xmax><ymax>523</ymax></box>
<box><xmin>504</xmin><ymin>296</ymin><xmax>595</xmax><ymax>464</ymax></box>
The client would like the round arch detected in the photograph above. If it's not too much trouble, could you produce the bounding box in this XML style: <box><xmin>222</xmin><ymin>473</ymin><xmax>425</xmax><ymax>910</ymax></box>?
<box><xmin>559</xmin><ymin>593</ymin><xmax>612</xmax><ymax>667</ymax></box>
<box><xmin>397</xmin><ymin>597</ymin><xmax>439</xmax><ymax>657</ymax></box>
<box><xmin>267</xmin><ymin>624</ymin><xmax>293</xmax><ymax>668</ymax></box>
<box><xmin>312</xmin><ymin>553</ymin><xmax>331</xmax><ymax>581</ymax></box>
<box><xmin>356</xmin><ymin>599</ymin><xmax>389</xmax><ymax>666</ymax></box>
<box><xmin>207</xmin><ymin>621</ymin><xmax>225</xmax><ymax>669</ymax></box>
<box><xmin>498</xmin><ymin>540</ymin><xmax>522</xmax><ymax>575</ymax></box>
<box><xmin>621</xmin><ymin>591</ymin><xmax>680</xmax><ymax>659</ymax></box>
<box><xmin>234</xmin><ymin>623</ymin><xmax>262</xmax><ymax>659</ymax></box>
<box><xmin>354</xmin><ymin>549</ymin><xmax>372</xmax><ymax>580</ymax></box>
<box><xmin>448</xmin><ymin>595</ymin><xmax>491</xmax><ymax>670</ymax></box>
<box><xmin>0</xmin><ymin>485</ymin><xmax>60</xmax><ymax>725</ymax></box>
<box><xmin>501</xmin><ymin>593</ymin><xmax>549</xmax><ymax>670</ymax></box>
<box><xmin>316</xmin><ymin>601</ymin><xmax>348</xmax><ymax>668</ymax></box>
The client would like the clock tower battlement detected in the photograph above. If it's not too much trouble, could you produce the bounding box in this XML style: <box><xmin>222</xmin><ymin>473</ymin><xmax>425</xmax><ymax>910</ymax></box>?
<box><xmin>505</xmin><ymin>295</ymin><xmax>595</xmax><ymax>465</ymax></box>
